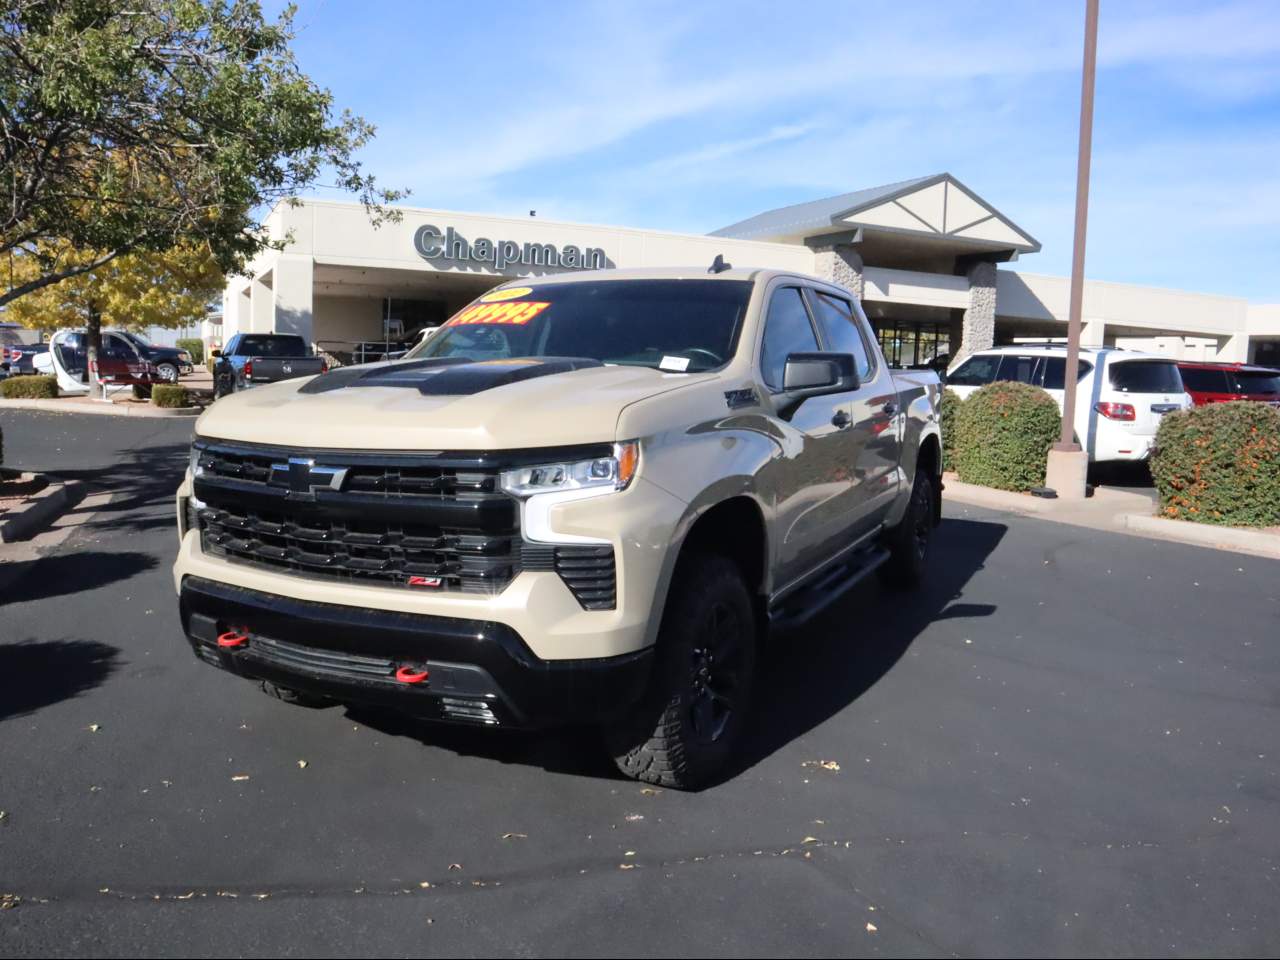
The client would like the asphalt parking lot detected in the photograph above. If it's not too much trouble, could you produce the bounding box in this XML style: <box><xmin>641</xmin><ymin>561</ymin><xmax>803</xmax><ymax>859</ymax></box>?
<box><xmin>1</xmin><ymin>409</ymin><xmax>1278</xmax><ymax>958</ymax></box>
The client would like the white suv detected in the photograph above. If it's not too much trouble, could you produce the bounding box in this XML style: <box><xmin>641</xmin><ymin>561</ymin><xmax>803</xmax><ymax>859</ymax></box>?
<box><xmin>946</xmin><ymin>345</ymin><xmax>1193</xmax><ymax>462</ymax></box>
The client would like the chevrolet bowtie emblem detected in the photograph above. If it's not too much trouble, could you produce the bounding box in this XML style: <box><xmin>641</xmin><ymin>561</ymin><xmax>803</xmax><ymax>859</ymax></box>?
<box><xmin>270</xmin><ymin>457</ymin><xmax>348</xmax><ymax>499</ymax></box>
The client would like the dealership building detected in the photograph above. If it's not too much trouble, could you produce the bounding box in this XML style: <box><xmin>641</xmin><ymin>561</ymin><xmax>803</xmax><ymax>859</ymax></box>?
<box><xmin>219</xmin><ymin>174</ymin><xmax>1280</xmax><ymax>368</ymax></box>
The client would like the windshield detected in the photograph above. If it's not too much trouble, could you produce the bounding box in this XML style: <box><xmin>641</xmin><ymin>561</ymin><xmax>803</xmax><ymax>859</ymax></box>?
<box><xmin>405</xmin><ymin>280</ymin><xmax>753</xmax><ymax>372</ymax></box>
<box><xmin>1230</xmin><ymin>370</ymin><xmax>1280</xmax><ymax>395</ymax></box>
<box><xmin>125</xmin><ymin>332</ymin><xmax>153</xmax><ymax>346</ymax></box>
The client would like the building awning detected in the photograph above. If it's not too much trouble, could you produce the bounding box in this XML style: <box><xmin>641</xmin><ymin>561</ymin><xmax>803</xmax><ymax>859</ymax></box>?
<box><xmin>711</xmin><ymin>173</ymin><xmax>1040</xmax><ymax>258</ymax></box>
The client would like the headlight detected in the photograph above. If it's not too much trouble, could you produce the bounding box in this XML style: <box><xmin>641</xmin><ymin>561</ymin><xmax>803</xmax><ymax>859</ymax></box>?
<box><xmin>189</xmin><ymin>446</ymin><xmax>204</xmax><ymax>478</ymax></box>
<box><xmin>500</xmin><ymin>442</ymin><xmax>638</xmax><ymax>498</ymax></box>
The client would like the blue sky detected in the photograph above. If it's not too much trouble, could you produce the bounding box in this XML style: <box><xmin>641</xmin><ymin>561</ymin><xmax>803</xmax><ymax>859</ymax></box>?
<box><xmin>279</xmin><ymin>0</ymin><xmax>1280</xmax><ymax>302</ymax></box>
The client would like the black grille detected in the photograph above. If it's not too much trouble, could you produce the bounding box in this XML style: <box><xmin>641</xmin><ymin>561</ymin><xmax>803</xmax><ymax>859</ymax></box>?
<box><xmin>523</xmin><ymin>543</ymin><xmax>616</xmax><ymax>610</ymax></box>
<box><xmin>193</xmin><ymin>442</ymin><xmax>520</xmax><ymax>594</ymax></box>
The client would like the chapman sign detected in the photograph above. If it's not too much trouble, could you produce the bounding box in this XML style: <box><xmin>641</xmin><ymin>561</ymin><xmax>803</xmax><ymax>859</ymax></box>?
<box><xmin>414</xmin><ymin>224</ymin><xmax>607</xmax><ymax>272</ymax></box>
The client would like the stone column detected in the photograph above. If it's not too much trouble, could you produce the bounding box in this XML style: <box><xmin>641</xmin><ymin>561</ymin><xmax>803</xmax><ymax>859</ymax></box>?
<box><xmin>272</xmin><ymin>255</ymin><xmax>315</xmax><ymax>344</ymax></box>
<box><xmin>957</xmin><ymin>260</ymin><xmax>997</xmax><ymax>361</ymax></box>
<box><xmin>814</xmin><ymin>244</ymin><xmax>864</xmax><ymax>301</ymax></box>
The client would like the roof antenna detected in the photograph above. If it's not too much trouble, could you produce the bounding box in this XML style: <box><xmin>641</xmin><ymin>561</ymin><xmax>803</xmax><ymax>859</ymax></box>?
<box><xmin>708</xmin><ymin>254</ymin><xmax>732</xmax><ymax>274</ymax></box>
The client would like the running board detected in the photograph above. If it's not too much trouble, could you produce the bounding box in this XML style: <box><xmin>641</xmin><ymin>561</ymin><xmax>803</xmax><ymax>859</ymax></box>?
<box><xmin>767</xmin><ymin>544</ymin><xmax>890</xmax><ymax>629</ymax></box>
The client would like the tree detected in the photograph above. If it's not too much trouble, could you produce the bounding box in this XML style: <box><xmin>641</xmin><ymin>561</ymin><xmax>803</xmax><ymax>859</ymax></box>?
<box><xmin>0</xmin><ymin>0</ymin><xmax>405</xmax><ymax>307</ymax></box>
<box><xmin>6</xmin><ymin>239</ymin><xmax>223</xmax><ymax>383</ymax></box>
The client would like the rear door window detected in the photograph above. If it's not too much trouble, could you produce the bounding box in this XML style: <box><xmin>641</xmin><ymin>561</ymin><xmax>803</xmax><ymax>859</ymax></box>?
<box><xmin>995</xmin><ymin>355</ymin><xmax>1038</xmax><ymax>385</ymax></box>
<box><xmin>1178</xmin><ymin>367</ymin><xmax>1231</xmax><ymax>393</ymax></box>
<box><xmin>947</xmin><ymin>355</ymin><xmax>1000</xmax><ymax>386</ymax></box>
<box><xmin>759</xmin><ymin>287</ymin><xmax>820</xmax><ymax>391</ymax></box>
<box><xmin>1109</xmin><ymin>360</ymin><xmax>1183</xmax><ymax>394</ymax></box>
<box><xmin>1038</xmin><ymin>356</ymin><xmax>1094</xmax><ymax>389</ymax></box>
<box><xmin>237</xmin><ymin>335</ymin><xmax>308</xmax><ymax>357</ymax></box>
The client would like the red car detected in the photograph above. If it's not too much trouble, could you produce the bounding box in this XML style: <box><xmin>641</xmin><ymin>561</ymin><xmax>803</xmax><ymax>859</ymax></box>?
<box><xmin>1175</xmin><ymin>361</ymin><xmax>1280</xmax><ymax>407</ymax></box>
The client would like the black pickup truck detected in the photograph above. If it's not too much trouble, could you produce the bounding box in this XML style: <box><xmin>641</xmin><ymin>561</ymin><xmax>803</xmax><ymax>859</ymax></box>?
<box><xmin>211</xmin><ymin>334</ymin><xmax>327</xmax><ymax>398</ymax></box>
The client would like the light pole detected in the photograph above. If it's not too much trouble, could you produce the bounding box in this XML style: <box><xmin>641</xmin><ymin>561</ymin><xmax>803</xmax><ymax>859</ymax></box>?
<box><xmin>1046</xmin><ymin>0</ymin><xmax>1099</xmax><ymax>499</ymax></box>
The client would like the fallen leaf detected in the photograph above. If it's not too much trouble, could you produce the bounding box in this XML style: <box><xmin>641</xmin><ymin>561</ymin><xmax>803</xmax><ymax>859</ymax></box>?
<box><xmin>231</xmin><ymin>775</ymin><xmax>250</xmax><ymax>782</ymax></box>
<box><xmin>296</xmin><ymin>760</ymin><xmax>308</xmax><ymax>769</ymax></box>
<box><xmin>866</xmin><ymin>922</ymin><xmax>878</xmax><ymax>933</ymax></box>
<box><xmin>624</xmin><ymin>850</ymin><xmax>636</xmax><ymax>857</ymax></box>
<box><xmin>448</xmin><ymin>863</ymin><xmax>462</xmax><ymax>871</ymax></box>
<box><xmin>640</xmin><ymin>787</ymin><xmax>661</xmax><ymax>796</ymax></box>
<box><xmin>801</xmin><ymin>760</ymin><xmax>840</xmax><ymax>772</ymax></box>
<box><xmin>618</xmin><ymin>863</ymin><xmax>636</xmax><ymax>870</ymax></box>
<box><xmin>175</xmin><ymin>891</ymin><xmax>195</xmax><ymax>900</ymax></box>
<box><xmin>418</xmin><ymin>881</ymin><xmax>432</xmax><ymax>889</ymax></box>
<box><xmin>87</xmin><ymin>723</ymin><xmax>101</xmax><ymax>733</ymax></box>
<box><xmin>253</xmin><ymin>892</ymin><xmax>270</xmax><ymax>900</ymax></box>
<box><xmin>801</xmin><ymin>836</ymin><xmax>820</xmax><ymax>844</ymax></box>
<box><xmin>624</xmin><ymin>813</ymin><xmax>644</xmax><ymax>822</ymax></box>
<box><xmin>501</xmin><ymin>833</ymin><xmax>527</xmax><ymax>840</ymax></box>
<box><xmin>0</xmin><ymin>811</ymin><xmax>7</xmax><ymax>823</ymax></box>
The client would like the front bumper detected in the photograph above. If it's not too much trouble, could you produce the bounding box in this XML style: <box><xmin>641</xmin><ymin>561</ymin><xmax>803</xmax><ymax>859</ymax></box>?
<box><xmin>179</xmin><ymin>575</ymin><xmax>653</xmax><ymax>728</ymax></box>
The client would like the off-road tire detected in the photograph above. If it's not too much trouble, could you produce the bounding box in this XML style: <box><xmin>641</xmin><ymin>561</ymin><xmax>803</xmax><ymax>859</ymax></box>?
<box><xmin>879</xmin><ymin>467</ymin><xmax>936</xmax><ymax>589</ymax></box>
<box><xmin>606</xmin><ymin>553</ymin><xmax>756</xmax><ymax>790</ymax></box>
<box><xmin>260</xmin><ymin>679</ymin><xmax>334</xmax><ymax>709</ymax></box>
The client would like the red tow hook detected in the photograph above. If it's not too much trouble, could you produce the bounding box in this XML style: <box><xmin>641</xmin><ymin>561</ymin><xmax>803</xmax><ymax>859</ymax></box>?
<box><xmin>395</xmin><ymin>665</ymin><xmax>429</xmax><ymax>685</ymax></box>
<box><xmin>217</xmin><ymin>629</ymin><xmax>250</xmax><ymax>649</ymax></box>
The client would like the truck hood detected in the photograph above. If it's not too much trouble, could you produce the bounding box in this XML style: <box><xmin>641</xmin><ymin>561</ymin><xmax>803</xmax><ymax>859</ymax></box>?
<box><xmin>195</xmin><ymin>357</ymin><xmax>717</xmax><ymax>451</ymax></box>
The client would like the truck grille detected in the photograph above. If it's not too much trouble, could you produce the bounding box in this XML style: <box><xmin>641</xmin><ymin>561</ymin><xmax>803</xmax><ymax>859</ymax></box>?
<box><xmin>193</xmin><ymin>442</ymin><xmax>520</xmax><ymax>594</ymax></box>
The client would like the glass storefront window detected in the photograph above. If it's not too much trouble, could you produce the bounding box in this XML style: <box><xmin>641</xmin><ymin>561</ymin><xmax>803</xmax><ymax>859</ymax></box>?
<box><xmin>874</xmin><ymin>321</ymin><xmax>951</xmax><ymax>369</ymax></box>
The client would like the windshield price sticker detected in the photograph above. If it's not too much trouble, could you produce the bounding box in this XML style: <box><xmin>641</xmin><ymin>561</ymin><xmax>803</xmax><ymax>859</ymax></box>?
<box><xmin>447</xmin><ymin>301</ymin><xmax>550</xmax><ymax>327</ymax></box>
<box><xmin>659</xmin><ymin>355</ymin><xmax>691</xmax><ymax>372</ymax></box>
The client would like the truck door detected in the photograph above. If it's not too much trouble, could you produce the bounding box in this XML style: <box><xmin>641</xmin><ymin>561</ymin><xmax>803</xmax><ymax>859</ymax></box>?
<box><xmin>804</xmin><ymin>288</ymin><xmax>900</xmax><ymax>536</ymax></box>
<box><xmin>758</xmin><ymin>284</ymin><xmax>863</xmax><ymax>587</ymax></box>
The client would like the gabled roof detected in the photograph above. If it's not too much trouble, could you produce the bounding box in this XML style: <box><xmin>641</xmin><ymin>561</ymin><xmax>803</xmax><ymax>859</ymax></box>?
<box><xmin>710</xmin><ymin>173</ymin><xmax>1040</xmax><ymax>254</ymax></box>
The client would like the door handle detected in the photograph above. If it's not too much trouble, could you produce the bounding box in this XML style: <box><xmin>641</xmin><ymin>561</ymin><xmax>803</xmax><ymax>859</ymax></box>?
<box><xmin>882</xmin><ymin>402</ymin><xmax>898</xmax><ymax>416</ymax></box>
<box><xmin>831</xmin><ymin>410</ymin><xmax>852</xmax><ymax>429</ymax></box>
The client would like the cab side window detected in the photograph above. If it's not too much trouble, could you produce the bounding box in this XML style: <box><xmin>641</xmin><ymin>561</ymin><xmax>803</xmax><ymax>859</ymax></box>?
<box><xmin>760</xmin><ymin>287</ymin><xmax>819</xmax><ymax>391</ymax></box>
<box><xmin>1039</xmin><ymin>356</ymin><xmax>1094</xmax><ymax>389</ymax></box>
<box><xmin>808</xmin><ymin>290</ymin><xmax>873</xmax><ymax>381</ymax></box>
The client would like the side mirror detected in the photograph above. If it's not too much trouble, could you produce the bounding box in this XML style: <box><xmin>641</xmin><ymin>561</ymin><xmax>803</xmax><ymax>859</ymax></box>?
<box><xmin>777</xmin><ymin>352</ymin><xmax>860</xmax><ymax>418</ymax></box>
<box><xmin>210</xmin><ymin>349</ymin><xmax>222</xmax><ymax>358</ymax></box>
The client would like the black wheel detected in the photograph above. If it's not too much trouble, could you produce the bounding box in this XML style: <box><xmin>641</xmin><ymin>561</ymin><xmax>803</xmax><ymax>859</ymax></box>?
<box><xmin>213</xmin><ymin>373</ymin><xmax>233</xmax><ymax>399</ymax></box>
<box><xmin>260</xmin><ymin>679</ymin><xmax>334</xmax><ymax>709</ymax></box>
<box><xmin>606</xmin><ymin>553</ymin><xmax>756</xmax><ymax>790</ymax></box>
<box><xmin>879</xmin><ymin>467</ymin><xmax>936</xmax><ymax>588</ymax></box>
<box><xmin>156</xmin><ymin>361</ymin><xmax>179</xmax><ymax>383</ymax></box>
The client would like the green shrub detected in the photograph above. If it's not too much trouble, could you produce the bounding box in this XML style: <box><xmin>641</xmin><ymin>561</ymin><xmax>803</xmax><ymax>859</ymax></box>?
<box><xmin>953</xmin><ymin>380</ymin><xmax>1061</xmax><ymax>491</ymax></box>
<box><xmin>176</xmin><ymin>338</ymin><xmax>204</xmax><ymax>365</ymax></box>
<box><xmin>1149</xmin><ymin>402</ymin><xmax>1280</xmax><ymax>526</ymax></box>
<box><xmin>940</xmin><ymin>388</ymin><xmax>962</xmax><ymax>471</ymax></box>
<box><xmin>150</xmin><ymin>384</ymin><xmax>191</xmax><ymax>408</ymax></box>
<box><xmin>1</xmin><ymin>375</ymin><xmax>59</xmax><ymax>400</ymax></box>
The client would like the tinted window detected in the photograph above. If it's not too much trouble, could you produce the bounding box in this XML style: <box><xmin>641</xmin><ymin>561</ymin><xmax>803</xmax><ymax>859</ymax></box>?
<box><xmin>1178</xmin><ymin>367</ymin><xmax>1231</xmax><ymax>393</ymax></box>
<box><xmin>808</xmin><ymin>291</ymin><xmax>872</xmax><ymax>379</ymax></box>
<box><xmin>410</xmin><ymin>280</ymin><xmax>752</xmax><ymax>374</ymax></box>
<box><xmin>1230</xmin><ymin>370</ymin><xmax>1280</xmax><ymax>395</ymax></box>
<box><xmin>947</xmin><ymin>355</ymin><xmax>1000</xmax><ymax>386</ymax></box>
<box><xmin>996</xmin><ymin>355</ymin><xmax>1037</xmax><ymax>385</ymax></box>
<box><xmin>1039</xmin><ymin>356</ymin><xmax>1094</xmax><ymax>390</ymax></box>
<box><xmin>1109</xmin><ymin>360</ymin><xmax>1183</xmax><ymax>393</ymax></box>
<box><xmin>759</xmin><ymin>287</ymin><xmax>820</xmax><ymax>391</ymax></box>
<box><xmin>235</xmin><ymin>335</ymin><xmax>308</xmax><ymax>357</ymax></box>
<box><xmin>103</xmin><ymin>335</ymin><xmax>135</xmax><ymax>359</ymax></box>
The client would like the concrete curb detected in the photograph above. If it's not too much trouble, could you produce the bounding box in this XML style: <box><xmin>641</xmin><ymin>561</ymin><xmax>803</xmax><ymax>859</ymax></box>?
<box><xmin>942</xmin><ymin>478</ymin><xmax>1059</xmax><ymax>514</ymax></box>
<box><xmin>0</xmin><ymin>478</ymin><xmax>82</xmax><ymax>543</ymax></box>
<box><xmin>1119</xmin><ymin>513</ymin><xmax>1280</xmax><ymax>560</ymax></box>
<box><xmin>0</xmin><ymin>398</ymin><xmax>202</xmax><ymax>418</ymax></box>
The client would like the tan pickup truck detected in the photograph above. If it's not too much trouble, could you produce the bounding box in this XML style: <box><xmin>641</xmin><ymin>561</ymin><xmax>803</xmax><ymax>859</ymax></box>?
<box><xmin>174</xmin><ymin>265</ymin><xmax>943</xmax><ymax>788</ymax></box>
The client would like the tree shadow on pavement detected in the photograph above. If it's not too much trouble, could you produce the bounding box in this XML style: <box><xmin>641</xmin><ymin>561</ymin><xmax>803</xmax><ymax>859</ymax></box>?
<box><xmin>53</xmin><ymin>441</ymin><xmax>190</xmax><ymax>535</ymax></box>
<box><xmin>1</xmin><ymin>551</ymin><xmax>158</xmax><ymax>605</ymax></box>
<box><xmin>0</xmin><ymin>639</ymin><xmax>121</xmax><ymax>722</ymax></box>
